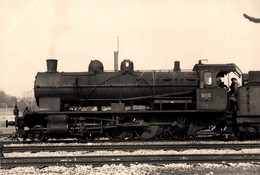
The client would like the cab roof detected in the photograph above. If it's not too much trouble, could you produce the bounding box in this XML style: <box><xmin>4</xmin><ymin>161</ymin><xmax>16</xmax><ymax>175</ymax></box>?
<box><xmin>193</xmin><ymin>63</ymin><xmax>242</xmax><ymax>77</ymax></box>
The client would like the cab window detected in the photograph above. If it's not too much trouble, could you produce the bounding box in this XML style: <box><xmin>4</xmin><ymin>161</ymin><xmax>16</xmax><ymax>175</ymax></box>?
<box><xmin>204</xmin><ymin>72</ymin><xmax>212</xmax><ymax>85</ymax></box>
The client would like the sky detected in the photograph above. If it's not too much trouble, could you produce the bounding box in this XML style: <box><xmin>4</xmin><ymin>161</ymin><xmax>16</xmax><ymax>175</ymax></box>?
<box><xmin>0</xmin><ymin>0</ymin><xmax>260</xmax><ymax>97</ymax></box>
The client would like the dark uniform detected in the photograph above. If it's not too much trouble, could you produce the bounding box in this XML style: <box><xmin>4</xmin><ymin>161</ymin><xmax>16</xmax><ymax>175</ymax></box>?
<box><xmin>228</xmin><ymin>78</ymin><xmax>239</xmax><ymax>110</ymax></box>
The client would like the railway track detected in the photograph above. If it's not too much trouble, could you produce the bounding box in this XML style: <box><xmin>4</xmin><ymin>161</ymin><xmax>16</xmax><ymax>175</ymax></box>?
<box><xmin>1</xmin><ymin>143</ymin><xmax>260</xmax><ymax>169</ymax></box>
<box><xmin>2</xmin><ymin>143</ymin><xmax>260</xmax><ymax>153</ymax></box>
<box><xmin>1</xmin><ymin>153</ymin><xmax>260</xmax><ymax>169</ymax></box>
<box><xmin>0</xmin><ymin>137</ymin><xmax>217</xmax><ymax>144</ymax></box>
<box><xmin>1</xmin><ymin>135</ymin><xmax>260</xmax><ymax>145</ymax></box>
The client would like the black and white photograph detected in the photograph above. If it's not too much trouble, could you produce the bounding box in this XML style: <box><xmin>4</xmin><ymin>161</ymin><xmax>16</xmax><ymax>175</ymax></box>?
<box><xmin>0</xmin><ymin>0</ymin><xmax>260</xmax><ymax>174</ymax></box>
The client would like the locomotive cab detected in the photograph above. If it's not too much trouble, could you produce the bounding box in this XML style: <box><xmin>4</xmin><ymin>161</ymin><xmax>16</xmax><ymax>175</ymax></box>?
<box><xmin>193</xmin><ymin>62</ymin><xmax>242</xmax><ymax>110</ymax></box>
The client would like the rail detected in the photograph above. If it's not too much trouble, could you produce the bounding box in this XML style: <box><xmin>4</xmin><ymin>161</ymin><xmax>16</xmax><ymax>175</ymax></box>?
<box><xmin>1</xmin><ymin>154</ymin><xmax>259</xmax><ymax>169</ymax></box>
<box><xmin>2</xmin><ymin>143</ymin><xmax>260</xmax><ymax>153</ymax></box>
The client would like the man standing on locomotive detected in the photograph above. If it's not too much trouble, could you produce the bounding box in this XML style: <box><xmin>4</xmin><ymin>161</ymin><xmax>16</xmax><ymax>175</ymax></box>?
<box><xmin>228</xmin><ymin>78</ymin><xmax>239</xmax><ymax>110</ymax></box>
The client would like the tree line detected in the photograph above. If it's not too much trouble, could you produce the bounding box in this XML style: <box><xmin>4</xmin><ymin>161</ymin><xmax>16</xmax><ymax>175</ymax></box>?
<box><xmin>0</xmin><ymin>90</ymin><xmax>38</xmax><ymax>111</ymax></box>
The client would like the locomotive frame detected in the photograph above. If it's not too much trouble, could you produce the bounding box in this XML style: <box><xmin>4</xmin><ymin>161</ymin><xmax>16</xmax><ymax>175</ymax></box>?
<box><xmin>6</xmin><ymin>59</ymin><xmax>260</xmax><ymax>141</ymax></box>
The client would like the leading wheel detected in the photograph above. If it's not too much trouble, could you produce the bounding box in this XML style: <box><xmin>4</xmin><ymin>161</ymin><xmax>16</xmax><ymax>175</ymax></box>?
<box><xmin>28</xmin><ymin>126</ymin><xmax>48</xmax><ymax>142</ymax></box>
<box><xmin>28</xmin><ymin>132</ymin><xmax>47</xmax><ymax>142</ymax></box>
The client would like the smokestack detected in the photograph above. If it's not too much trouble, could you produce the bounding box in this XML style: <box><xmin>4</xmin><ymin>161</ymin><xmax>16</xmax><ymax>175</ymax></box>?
<box><xmin>114</xmin><ymin>51</ymin><xmax>118</xmax><ymax>71</ymax></box>
<box><xmin>46</xmin><ymin>59</ymin><xmax>58</xmax><ymax>72</ymax></box>
<box><xmin>174</xmin><ymin>61</ymin><xmax>181</xmax><ymax>71</ymax></box>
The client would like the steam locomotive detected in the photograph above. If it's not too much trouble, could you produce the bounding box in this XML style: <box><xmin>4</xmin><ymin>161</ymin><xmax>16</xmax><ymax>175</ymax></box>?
<box><xmin>6</xmin><ymin>59</ymin><xmax>260</xmax><ymax>141</ymax></box>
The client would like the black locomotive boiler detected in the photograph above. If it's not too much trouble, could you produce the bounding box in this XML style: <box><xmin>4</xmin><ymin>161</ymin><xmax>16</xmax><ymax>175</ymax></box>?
<box><xmin>6</xmin><ymin>59</ymin><xmax>260</xmax><ymax>141</ymax></box>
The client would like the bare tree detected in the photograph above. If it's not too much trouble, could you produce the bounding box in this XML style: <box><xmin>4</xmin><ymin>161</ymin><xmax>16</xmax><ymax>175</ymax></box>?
<box><xmin>19</xmin><ymin>90</ymin><xmax>38</xmax><ymax>111</ymax></box>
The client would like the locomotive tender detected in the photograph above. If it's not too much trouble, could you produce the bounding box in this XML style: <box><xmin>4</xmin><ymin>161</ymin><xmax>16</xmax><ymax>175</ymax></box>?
<box><xmin>6</xmin><ymin>59</ymin><xmax>260</xmax><ymax>141</ymax></box>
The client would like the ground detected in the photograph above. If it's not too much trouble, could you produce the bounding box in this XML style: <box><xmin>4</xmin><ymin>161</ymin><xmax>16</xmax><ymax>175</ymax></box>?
<box><xmin>0</xmin><ymin>163</ymin><xmax>260</xmax><ymax>175</ymax></box>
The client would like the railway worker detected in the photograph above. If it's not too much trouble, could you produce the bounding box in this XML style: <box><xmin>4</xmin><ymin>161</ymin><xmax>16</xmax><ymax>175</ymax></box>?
<box><xmin>228</xmin><ymin>78</ymin><xmax>239</xmax><ymax>110</ymax></box>
<box><xmin>229</xmin><ymin>78</ymin><xmax>239</xmax><ymax>96</ymax></box>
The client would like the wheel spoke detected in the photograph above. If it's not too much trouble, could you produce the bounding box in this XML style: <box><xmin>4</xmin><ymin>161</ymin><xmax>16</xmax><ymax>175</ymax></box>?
<box><xmin>135</xmin><ymin>125</ymin><xmax>160</xmax><ymax>140</ymax></box>
<box><xmin>28</xmin><ymin>126</ymin><xmax>47</xmax><ymax>142</ymax></box>
<box><xmin>106</xmin><ymin>128</ymin><xmax>132</xmax><ymax>141</ymax></box>
<box><xmin>134</xmin><ymin>117</ymin><xmax>161</xmax><ymax>140</ymax></box>
<box><xmin>168</xmin><ymin>127</ymin><xmax>187</xmax><ymax>140</ymax></box>
<box><xmin>77</xmin><ymin>133</ymin><xmax>94</xmax><ymax>142</ymax></box>
<box><xmin>168</xmin><ymin>116</ymin><xmax>188</xmax><ymax>140</ymax></box>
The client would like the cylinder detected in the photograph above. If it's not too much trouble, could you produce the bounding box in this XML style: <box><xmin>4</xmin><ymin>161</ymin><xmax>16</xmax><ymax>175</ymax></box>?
<box><xmin>46</xmin><ymin>59</ymin><xmax>58</xmax><ymax>72</ymax></box>
<box><xmin>47</xmin><ymin>115</ymin><xmax>68</xmax><ymax>134</ymax></box>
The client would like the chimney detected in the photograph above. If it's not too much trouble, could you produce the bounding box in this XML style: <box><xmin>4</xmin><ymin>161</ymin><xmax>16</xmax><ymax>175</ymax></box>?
<box><xmin>174</xmin><ymin>61</ymin><xmax>181</xmax><ymax>71</ymax></box>
<box><xmin>46</xmin><ymin>59</ymin><xmax>58</xmax><ymax>72</ymax></box>
<box><xmin>114</xmin><ymin>51</ymin><xmax>118</xmax><ymax>71</ymax></box>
